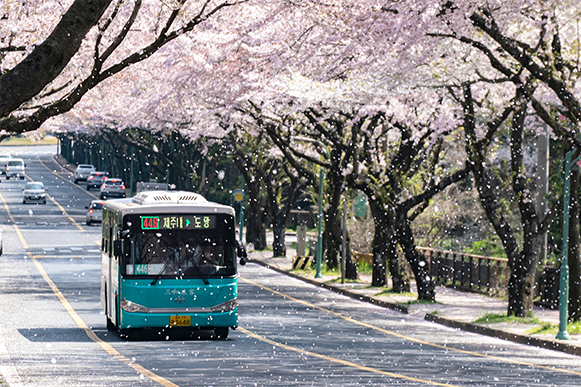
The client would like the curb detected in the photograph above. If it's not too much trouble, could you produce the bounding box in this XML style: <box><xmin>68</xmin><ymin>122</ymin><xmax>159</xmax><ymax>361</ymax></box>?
<box><xmin>249</xmin><ymin>258</ymin><xmax>409</xmax><ymax>314</ymax></box>
<box><xmin>249</xmin><ymin>257</ymin><xmax>581</xmax><ymax>357</ymax></box>
<box><xmin>53</xmin><ymin>155</ymin><xmax>75</xmax><ymax>173</ymax></box>
<box><xmin>425</xmin><ymin>314</ymin><xmax>581</xmax><ymax>357</ymax></box>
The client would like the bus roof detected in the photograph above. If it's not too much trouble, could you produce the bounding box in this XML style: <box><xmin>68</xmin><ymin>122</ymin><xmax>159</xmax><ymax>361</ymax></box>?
<box><xmin>102</xmin><ymin>190</ymin><xmax>235</xmax><ymax>216</ymax></box>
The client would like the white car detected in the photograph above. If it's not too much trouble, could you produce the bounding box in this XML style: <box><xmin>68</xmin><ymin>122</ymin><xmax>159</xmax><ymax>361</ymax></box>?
<box><xmin>85</xmin><ymin>200</ymin><xmax>104</xmax><ymax>225</ymax></box>
<box><xmin>74</xmin><ymin>164</ymin><xmax>96</xmax><ymax>184</ymax></box>
<box><xmin>23</xmin><ymin>181</ymin><xmax>48</xmax><ymax>204</ymax></box>
<box><xmin>0</xmin><ymin>153</ymin><xmax>11</xmax><ymax>176</ymax></box>
<box><xmin>5</xmin><ymin>158</ymin><xmax>25</xmax><ymax>180</ymax></box>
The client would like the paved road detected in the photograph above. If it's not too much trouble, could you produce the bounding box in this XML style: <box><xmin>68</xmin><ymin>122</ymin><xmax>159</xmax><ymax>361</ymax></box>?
<box><xmin>1</xmin><ymin>151</ymin><xmax>581</xmax><ymax>386</ymax></box>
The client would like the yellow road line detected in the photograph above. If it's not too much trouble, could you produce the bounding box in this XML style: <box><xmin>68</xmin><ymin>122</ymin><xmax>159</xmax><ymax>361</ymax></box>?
<box><xmin>34</xmin><ymin>156</ymin><xmax>90</xmax><ymax>230</ymax></box>
<box><xmin>0</xmin><ymin>192</ymin><xmax>28</xmax><ymax>249</ymax></box>
<box><xmin>2</xmin><ymin>189</ymin><xmax>176</xmax><ymax>386</ymax></box>
<box><xmin>37</xmin><ymin>156</ymin><xmax>100</xmax><ymax>200</ymax></box>
<box><xmin>48</xmin><ymin>194</ymin><xmax>85</xmax><ymax>231</ymax></box>
<box><xmin>239</xmin><ymin>276</ymin><xmax>581</xmax><ymax>376</ymax></box>
<box><xmin>29</xmin><ymin>253</ymin><xmax>179</xmax><ymax>387</ymax></box>
<box><xmin>238</xmin><ymin>326</ymin><xmax>460</xmax><ymax>386</ymax></box>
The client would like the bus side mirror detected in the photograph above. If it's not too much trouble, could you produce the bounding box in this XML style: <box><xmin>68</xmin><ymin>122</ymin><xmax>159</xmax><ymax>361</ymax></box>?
<box><xmin>113</xmin><ymin>240</ymin><xmax>123</xmax><ymax>257</ymax></box>
<box><xmin>236</xmin><ymin>240</ymin><xmax>247</xmax><ymax>265</ymax></box>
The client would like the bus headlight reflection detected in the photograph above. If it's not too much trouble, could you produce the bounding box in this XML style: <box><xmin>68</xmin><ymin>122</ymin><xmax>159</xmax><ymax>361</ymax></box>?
<box><xmin>121</xmin><ymin>299</ymin><xmax>150</xmax><ymax>313</ymax></box>
<box><xmin>211</xmin><ymin>298</ymin><xmax>238</xmax><ymax>313</ymax></box>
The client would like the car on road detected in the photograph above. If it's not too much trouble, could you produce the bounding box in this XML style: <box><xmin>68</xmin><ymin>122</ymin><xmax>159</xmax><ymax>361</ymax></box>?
<box><xmin>85</xmin><ymin>200</ymin><xmax>104</xmax><ymax>225</ymax></box>
<box><xmin>74</xmin><ymin>164</ymin><xmax>96</xmax><ymax>184</ymax></box>
<box><xmin>0</xmin><ymin>152</ymin><xmax>11</xmax><ymax>176</ymax></box>
<box><xmin>100</xmin><ymin>178</ymin><xmax>126</xmax><ymax>199</ymax></box>
<box><xmin>5</xmin><ymin>158</ymin><xmax>25</xmax><ymax>180</ymax></box>
<box><xmin>86</xmin><ymin>171</ymin><xmax>109</xmax><ymax>190</ymax></box>
<box><xmin>22</xmin><ymin>181</ymin><xmax>47</xmax><ymax>204</ymax></box>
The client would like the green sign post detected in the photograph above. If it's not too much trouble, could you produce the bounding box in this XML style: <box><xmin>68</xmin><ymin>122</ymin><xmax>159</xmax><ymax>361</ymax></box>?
<box><xmin>556</xmin><ymin>149</ymin><xmax>581</xmax><ymax>340</ymax></box>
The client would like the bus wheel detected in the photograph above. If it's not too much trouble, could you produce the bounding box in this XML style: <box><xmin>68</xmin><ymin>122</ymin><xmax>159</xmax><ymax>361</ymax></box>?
<box><xmin>106</xmin><ymin>316</ymin><xmax>116</xmax><ymax>331</ymax></box>
<box><xmin>214</xmin><ymin>327</ymin><xmax>228</xmax><ymax>340</ymax></box>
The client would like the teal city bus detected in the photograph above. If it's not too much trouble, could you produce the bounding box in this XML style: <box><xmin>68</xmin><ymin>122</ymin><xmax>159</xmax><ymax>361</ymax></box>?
<box><xmin>101</xmin><ymin>190</ymin><xmax>241</xmax><ymax>339</ymax></box>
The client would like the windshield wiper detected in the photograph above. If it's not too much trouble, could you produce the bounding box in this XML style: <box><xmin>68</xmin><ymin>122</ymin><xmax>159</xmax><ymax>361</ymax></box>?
<box><xmin>186</xmin><ymin>252</ymin><xmax>210</xmax><ymax>285</ymax></box>
<box><xmin>150</xmin><ymin>262</ymin><xmax>168</xmax><ymax>285</ymax></box>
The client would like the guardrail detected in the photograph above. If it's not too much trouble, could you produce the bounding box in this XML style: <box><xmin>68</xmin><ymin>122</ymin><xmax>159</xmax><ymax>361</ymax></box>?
<box><xmin>418</xmin><ymin>247</ymin><xmax>509</xmax><ymax>292</ymax></box>
<box><xmin>352</xmin><ymin>248</ymin><xmax>509</xmax><ymax>292</ymax></box>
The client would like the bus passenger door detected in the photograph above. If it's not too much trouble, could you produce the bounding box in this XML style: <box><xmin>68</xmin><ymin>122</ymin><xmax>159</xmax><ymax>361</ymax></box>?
<box><xmin>109</xmin><ymin>225</ymin><xmax>119</xmax><ymax>327</ymax></box>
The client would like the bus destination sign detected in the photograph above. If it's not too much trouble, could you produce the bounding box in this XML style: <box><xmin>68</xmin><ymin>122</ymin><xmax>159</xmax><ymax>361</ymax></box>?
<box><xmin>141</xmin><ymin>215</ymin><xmax>216</xmax><ymax>230</ymax></box>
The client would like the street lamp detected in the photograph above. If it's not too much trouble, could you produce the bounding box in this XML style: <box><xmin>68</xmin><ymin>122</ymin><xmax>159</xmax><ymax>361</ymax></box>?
<box><xmin>294</xmin><ymin>137</ymin><xmax>329</xmax><ymax>279</ymax></box>
<box><xmin>556</xmin><ymin>149</ymin><xmax>581</xmax><ymax>340</ymax></box>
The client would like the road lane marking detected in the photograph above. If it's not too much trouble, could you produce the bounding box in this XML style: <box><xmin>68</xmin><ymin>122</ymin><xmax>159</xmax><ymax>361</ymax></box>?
<box><xmin>0</xmin><ymin>192</ymin><xmax>28</xmax><ymax>249</ymax></box>
<box><xmin>1</xmin><ymin>190</ymin><xmax>177</xmax><ymax>386</ymax></box>
<box><xmin>47</xmin><ymin>194</ymin><xmax>85</xmax><ymax>231</ymax></box>
<box><xmin>240</xmin><ymin>276</ymin><xmax>581</xmax><ymax>377</ymax></box>
<box><xmin>31</xmin><ymin>156</ymin><xmax>88</xmax><ymax>231</ymax></box>
<box><xmin>37</xmin><ymin>156</ymin><xmax>100</xmax><ymax>200</ymax></box>
<box><xmin>238</xmin><ymin>326</ymin><xmax>461</xmax><ymax>386</ymax></box>
<box><xmin>25</xmin><ymin>168</ymin><xmax>81</xmax><ymax>227</ymax></box>
<box><xmin>31</xmin><ymin>255</ymin><xmax>101</xmax><ymax>259</ymax></box>
<box><xmin>29</xmin><ymin>253</ymin><xmax>180</xmax><ymax>387</ymax></box>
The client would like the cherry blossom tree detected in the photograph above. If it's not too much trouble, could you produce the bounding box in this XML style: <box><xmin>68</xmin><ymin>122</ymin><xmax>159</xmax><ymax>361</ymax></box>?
<box><xmin>0</xmin><ymin>0</ymin><xmax>246</xmax><ymax>139</ymax></box>
<box><xmin>9</xmin><ymin>0</ymin><xmax>581</xmax><ymax>313</ymax></box>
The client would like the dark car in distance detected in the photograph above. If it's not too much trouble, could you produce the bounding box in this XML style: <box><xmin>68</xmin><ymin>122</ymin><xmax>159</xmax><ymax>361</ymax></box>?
<box><xmin>100</xmin><ymin>178</ymin><xmax>126</xmax><ymax>199</ymax></box>
<box><xmin>86</xmin><ymin>171</ymin><xmax>109</xmax><ymax>190</ymax></box>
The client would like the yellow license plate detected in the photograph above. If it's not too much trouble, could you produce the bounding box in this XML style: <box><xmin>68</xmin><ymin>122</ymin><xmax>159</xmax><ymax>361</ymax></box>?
<box><xmin>170</xmin><ymin>315</ymin><xmax>191</xmax><ymax>327</ymax></box>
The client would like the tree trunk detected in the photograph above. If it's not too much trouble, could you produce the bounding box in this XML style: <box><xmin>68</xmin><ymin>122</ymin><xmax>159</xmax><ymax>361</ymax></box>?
<box><xmin>395</xmin><ymin>214</ymin><xmax>434</xmax><ymax>300</ymax></box>
<box><xmin>367</xmin><ymin>200</ymin><xmax>408</xmax><ymax>289</ymax></box>
<box><xmin>323</xmin><ymin>205</ymin><xmax>357</xmax><ymax>279</ymax></box>
<box><xmin>246</xmin><ymin>198</ymin><xmax>267</xmax><ymax>250</ymax></box>
<box><xmin>324</xmin><ymin>220</ymin><xmax>339</xmax><ymax>270</ymax></box>
<box><xmin>0</xmin><ymin>0</ymin><xmax>113</xmax><ymax>117</ymax></box>
<box><xmin>507</xmin><ymin>262</ymin><xmax>535</xmax><ymax>317</ymax></box>
<box><xmin>386</xmin><ymin>233</ymin><xmax>410</xmax><ymax>293</ymax></box>
<box><xmin>272</xmin><ymin>211</ymin><xmax>287</xmax><ymax>257</ymax></box>
<box><xmin>371</xmin><ymin>229</ymin><xmax>388</xmax><ymax>287</ymax></box>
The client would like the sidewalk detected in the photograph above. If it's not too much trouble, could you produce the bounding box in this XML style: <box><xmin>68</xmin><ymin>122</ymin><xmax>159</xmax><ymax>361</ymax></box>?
<box><xmin>248</xmin><ymin>250</ymin><xmax>581</xmax><ymax>357</ymax></box>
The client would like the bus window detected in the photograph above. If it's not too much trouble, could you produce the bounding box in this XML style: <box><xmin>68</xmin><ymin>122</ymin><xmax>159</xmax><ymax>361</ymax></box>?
<box><xmin>124</xmin><ymin>229</ymin><xmax>235</xmax><ymax>278</ymax></box>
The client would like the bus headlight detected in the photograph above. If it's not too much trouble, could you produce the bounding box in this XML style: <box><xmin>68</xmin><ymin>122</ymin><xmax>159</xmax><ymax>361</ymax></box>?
<box><xmin>211</xmin><ymin>298</ymin><xmax>238</xmax><ymax>313</ymax></box>
<box><xmin>121</xmin><ymin>299</ymin><xmax>150</xmax><ymax>313</ymax></box>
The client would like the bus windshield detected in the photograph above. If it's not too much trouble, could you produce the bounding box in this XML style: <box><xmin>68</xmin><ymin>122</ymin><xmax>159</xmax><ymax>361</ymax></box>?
<box><xmin>121</xmin><ymin>215</ymin><xmax>236</xmax><ymax>279</ymax></box>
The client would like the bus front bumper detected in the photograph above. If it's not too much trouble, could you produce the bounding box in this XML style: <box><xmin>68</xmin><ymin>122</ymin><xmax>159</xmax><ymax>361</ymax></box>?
<box><xmin>118</xmin><ymin>309</ymin><xmax>238</xmax><ymax>330</ymax></box>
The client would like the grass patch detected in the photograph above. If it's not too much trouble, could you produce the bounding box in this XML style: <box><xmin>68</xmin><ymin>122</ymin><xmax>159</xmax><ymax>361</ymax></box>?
<box><xmin>473</xmin><ymin>313</ymin><xmax>541</xmax><ymax>325</ymax></box>
<box><xmin>373</xmin><ymin>288</ymin><xmax>416</xmax><ymax>297</ymax></box>
<box><xmin>254</xmin><ymin>245</ymin><xmax>273</xmax><ymax>252</ymax></box>
<box><xmin>405</xmin><ymin>299</ymin><xmax>442</xmax><ymax>306</ymax></box>
<box><xmin>527</xmin><ymin>320</ymin><xmax>581</xmax><ymax>336</ymax></box>
<box><xmin>1</xmin><ymin>135</ymin><xmax>58</xmax><ymax>146</ymax></box>
<box><xmin>357</xmin><ymin>260</ymin><xmax>373</xmax><ymax>274</ymax></box>
<box><xmin>327</xmin><ymin>277</ymin><xmax>360</xmax><ymax>284</ymax></box>
<box><xmin>291</xmin><ymin>264</ymin><xmax>339</xmax><ymax>277</ymax></box>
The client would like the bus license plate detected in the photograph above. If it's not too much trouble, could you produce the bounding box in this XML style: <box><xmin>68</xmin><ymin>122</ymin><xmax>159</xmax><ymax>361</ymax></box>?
<box><xmin>170</xmin><ymin>315</ymin><xmax>191</xmax><ymax>327</ymax></box>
